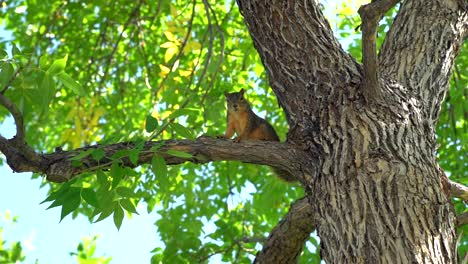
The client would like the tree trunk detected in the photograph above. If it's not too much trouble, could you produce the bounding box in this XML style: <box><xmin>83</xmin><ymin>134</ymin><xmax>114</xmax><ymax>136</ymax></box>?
<box><xmin>0</xmin><ymin>0</ymin><xmax>465</xmax><ymax>262</ymax></box>
<box><xmin>237</xmin><ymin>0</ymin><xmax>467</xmax><ymax>262</ymax></box>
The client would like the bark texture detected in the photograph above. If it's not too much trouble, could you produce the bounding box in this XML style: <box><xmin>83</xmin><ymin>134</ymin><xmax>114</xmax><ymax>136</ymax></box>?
<box><xmin>0</xmin><ymin>136</ymin><xmax>315</xmax><ymax>183</ymax></box>
<box><xmin>0</xmin><ymin>0</ymin><xmax>466</xmax><ymax>263</ymax></box>
<box><xmin>236</xmin><ymin>0</ymin><xmax>467</xmax><ymax>263</ymax></box>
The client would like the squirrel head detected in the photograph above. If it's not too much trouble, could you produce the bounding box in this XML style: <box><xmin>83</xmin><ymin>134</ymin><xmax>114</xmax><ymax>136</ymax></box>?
<box><xmin>224</xmin><ymin>89</ymin><xmax>250</xmax><ymax>112</ymax></box>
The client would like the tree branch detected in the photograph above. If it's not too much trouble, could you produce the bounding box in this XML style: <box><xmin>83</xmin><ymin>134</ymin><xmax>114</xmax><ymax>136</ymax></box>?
<box><xmin>448</xmin><ymin>180</ymin><xmax>468</xmax><ymax>202</ymax></box>
<box><xmin>456</xmin><ymin>212</ymin><xmax>468</xmax><ymax>227</ymax></box>
<box><xmin>236</xmin><ymin>0</ymin><xmax>361</xmax><ymax>135</ymax></box>
<box><xmin>379</xmin><ymin>0</ymin><xmax>468</xmax><ymax>120</ymax></box>
<box><xmin>0</xmin><ymin>93</ymin><xmax>26</xmax><ymax>143</ymax></box>
<box><xmin>358</xmin><ymin>0</ymin><xmax>400</xmax><ymax>102</ymax></box>
<box><xmin>0</xmin><ymin>136</ymin><xmax>315</xmax><ymax>183</ymax></box>
<box><xmin>255</xmin><ymin>196</ymin><xmax>315</xmax><ymax>263</ymax></box>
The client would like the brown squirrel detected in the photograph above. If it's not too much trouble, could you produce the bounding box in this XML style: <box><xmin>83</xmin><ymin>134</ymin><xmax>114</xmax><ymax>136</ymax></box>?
<box><xmin>221</xmin><ymin>89</ymin><xmax>295</xmax><ymax>182</ymax></box>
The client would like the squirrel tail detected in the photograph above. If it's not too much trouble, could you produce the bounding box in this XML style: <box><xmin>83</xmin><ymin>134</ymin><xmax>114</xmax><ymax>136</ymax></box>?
<box><xmin>273</xmin><ymin>167</ymin><xmax>297</xmax><ymax>182</ymax></box>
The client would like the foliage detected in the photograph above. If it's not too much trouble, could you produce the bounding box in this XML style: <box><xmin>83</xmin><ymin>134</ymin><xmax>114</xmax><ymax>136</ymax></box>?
<box><xmin>70</xmin><ymin>236</ymin><xmax>112</xmax><ymax>264</ymax></box>
<box><xmin>0</xmin><ymin>0</ymin><xmax>465</xmax><ymax>263</ymax></box>
<box><xmin>0</xmin><ymin>212</ymin><xmax>27</xmax><ymax>264</ymax></box>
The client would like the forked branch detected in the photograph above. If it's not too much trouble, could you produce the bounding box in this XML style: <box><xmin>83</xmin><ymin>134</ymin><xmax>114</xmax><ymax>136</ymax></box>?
<box><xmin>358</xmin><ymin>0</ymin><xmax>400</xmax><ymax>102</ymax></box>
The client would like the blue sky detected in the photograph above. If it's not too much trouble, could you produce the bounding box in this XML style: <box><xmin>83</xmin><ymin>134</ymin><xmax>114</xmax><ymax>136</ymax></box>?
<box><xmin>0</xmin><ymin>117</ymin><xmax>161</xmax><ymax>263</ymax></box>
<box><xmin>0</xmin><ymin>1</ymin><xmax>362</xmax><ymax>263</ymax></box>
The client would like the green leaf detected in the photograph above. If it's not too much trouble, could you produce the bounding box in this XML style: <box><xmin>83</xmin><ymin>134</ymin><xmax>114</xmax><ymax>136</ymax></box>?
<box><xmin>11</xmin><ymin>43</ymin><xmax>21</xmax><ymax>56</ymax></box>
<box><xmin>0</xmin><ymin>62</ymin><xmax>14</xmax><ymax>88</ymax></box>
<box><xmin>70</xmin><ymin>149</ymin><xmax>94</xmax><ymax>161</ymax></box>
<box><xmin>170</xmin><ymin>122</ymin><xmax>195</xmax><ymax>139</ymax></box>
<box><xmin>57</xmin><ymin>72</ymin><xmax>85</xmax><ymax>96</ymax></box>
<box><xmin>47</xmin><ymin>55</ymin><xmax>68</xmax><ymax>75</ymax></box>
<box><xmin>81</xmin><ymin>188</ymin><xmax>99</xmax><ymax>207</ymax></box>
<box><xmin>91</xmin><ymin>148</ymin><xmax>106</xmax><ymax>161</ymax></box>
<box><xmin>96</xmin><ymin>189</ymin><xmax>114</xmax><ymax>209</ymax></box>
<box><xmin>11</xmin><ymin>242</ymin><xmax>22</xmax><ymax>261</ymax></box>
<box><xmin>115</xmin><ymin>186</ymin><xmax>136</xmax><ymax>198</ymax></box>
<box><xmin>166</xmin><ymin>149</ymin><xmax>193</xmax><ymax>158</ymax></box>
<box><xmin>120</xmin><ymin>199</ymin><xmax>139</xmax><ymax>214</ymax></box>
<box><xmin>94</xmin><ymin>204</ymin><xmax>114</xmax><ymax>223</ymax></box>
<box><xmin>110</xmin><ymin>163</ymin><xmax>124</xmax><ymax>188</ymax></box>
<box><xmin>168</xmin><ymin>108</ymin><xmax>200</xmax><ymax>119</ymax></box>
<box><xmin>0</xmin><ymin>49</ymin><xmax>7</xmax><ymax>58</ymax></box>
<box><xmin>46</xmin><ymin>198</ymin><xmax>64</xmax><ymax>209</ymax></box>
<box><xmin>96</xmin><ymin>170</ymin><xmax>110</xmax><ymax>191</ymax></box>
<box><xmin>150</xmin><ymin>142</ymin><xmax>165</xmax><ymax>152</ymax></box>
<box><xmin>60</xmin><ymin>189</ymin><xmax>81</xmax><ymax>221</ymax></box>
<box><xmin>39</xmin><ymin>72</ymin><xmax>55</xmax><ymax>111</ymax></box>
<box><xmin>151</xmin><ymin>154</ymin><xmax>167</xmax><ymax>179</ymax></box>
<box><xmin>113</xmin><ymin>203</ymin><xmax>124</xmax><ymax>230</ymax></box>
<box><xmin>39</xmin><ymin>55</ymin><xmax>48</xmax><ymax>68</ymax></box>
<box><xmin>145</xmin><ymin>115</ymin><xmax>159</xmax><ymax>133</ymax></box>
<box><xmin>128</xmin><ymin>149</ymin><xmax>140</xmax><ymax>165</ymax></box>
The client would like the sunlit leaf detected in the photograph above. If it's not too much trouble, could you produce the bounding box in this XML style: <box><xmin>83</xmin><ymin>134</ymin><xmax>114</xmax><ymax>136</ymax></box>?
<box><xmin>57</xmin><ymin>72</ymin><xmax>85</xmax><ymax>96</ymax></box>
<box><xmin>120</xmin><ymin>199</ymin><xmax>138</xmax><ymax>214</ymax></box>
<box><xmin>47</xmin><ymin>55</ymin><xmax>68</xmax><ymax>75</ymax></box>
<box><xmin>169</xmin><ymin>122</ymin><xmax>195</xmax><ymax>139</ymax></box>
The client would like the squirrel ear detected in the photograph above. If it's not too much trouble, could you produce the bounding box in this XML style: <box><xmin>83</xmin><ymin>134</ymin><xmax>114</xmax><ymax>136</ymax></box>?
<box><xmin>224</xmin><ymin>91</ymin><xmax>229</xmax><ymax>97</ymax></box>
<box><xmin>239</xmin><ymin>88</ymin><xmax>245</xmax><ymax>95</ymax></box>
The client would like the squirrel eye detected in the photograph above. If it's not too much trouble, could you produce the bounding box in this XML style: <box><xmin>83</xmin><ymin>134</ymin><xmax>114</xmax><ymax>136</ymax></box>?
<box><xmin>240</xmin><ymin>97</ymin><xmax>244</xmax><ymax>101</ymax></box>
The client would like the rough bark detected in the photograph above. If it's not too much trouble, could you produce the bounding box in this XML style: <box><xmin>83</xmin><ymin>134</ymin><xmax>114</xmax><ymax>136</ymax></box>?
<box><xmin>379</xmin><ymin>0</ymin><xmax>468</xmax><ymax>121</ymax></box>
<box><xmin>0</xmin><ymin>136</ymin><xmax>315</xmax><ymax>183</ymax></box>
<box><xmin>0</xmin><ymin>0</ymin><xmax>466</xmax><ymax>263</ymax></box>
<box><xmin>236</xmin><ymin>0</ymin><xmax>467</xmax><ymax>263</ymax></box>
<box><xmin>358</xmin><ymin>0</ymin><xmax>400</xmax><ymax>101</ymax></box>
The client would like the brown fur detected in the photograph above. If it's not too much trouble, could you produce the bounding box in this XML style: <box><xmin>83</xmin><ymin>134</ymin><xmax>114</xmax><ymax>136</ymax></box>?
<box><xmin>223</xmin><ymin>89</ymin><xmax>279</xmax><ymax>142</ymax></box>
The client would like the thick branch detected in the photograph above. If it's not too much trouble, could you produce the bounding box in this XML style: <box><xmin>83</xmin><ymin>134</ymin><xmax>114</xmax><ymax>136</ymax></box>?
<box><xmin>255</xmin><ymin>196</ymin><xmax>315</xmax><ymax>263</ymax></box>
<box><xmin>457</xmin><ymin>212</ymin><xmax>468</xmax><ymax>227</ymax></box>
<box><xmin>236</xmin><ymin>0</ymin><xmax>361</xmax><ymax>134</ymax></box>
<box><xmin>379</xmin><ymin>0</ymin><xmax>468</xmax><ymax>120</ymax></box>
<box><xmin>448</xmin><ymin>180</ymin><xmax>468</xmax><ymax>202</ymax></box>
<box><xmin>0</xmin><ymin>93</ymin><xmax>25</xmax><ymax>143</ymax></box>
<box><xmin>358</xmin><ymin>0</ymin><xmax>400</xmax><ymax>102</ymax></box>
<box><xmin>0</xmin><ymin>136</ymin><xmax>315</xmax><ymax>183</ymax></box>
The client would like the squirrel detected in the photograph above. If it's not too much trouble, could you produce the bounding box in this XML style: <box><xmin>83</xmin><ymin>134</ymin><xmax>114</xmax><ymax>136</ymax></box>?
<box><xmin>221</xmin><ymin>89</ymin><xmax>296</xmax><ymax>182</ymax></box>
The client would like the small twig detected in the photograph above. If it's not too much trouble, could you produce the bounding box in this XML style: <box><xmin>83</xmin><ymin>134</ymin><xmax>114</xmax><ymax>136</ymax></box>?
<box><xmin>358</xmin><ymin>0</ymin><xmax>400</xmax><ymax>102</ymax></box>
<box><xmin>0</xmin><ymin>93</ymin><xmax>25</xmax><ymax>143</ymax></box>
<box><xmin>98</xmin><ymin>1</ymin><xmax>142</xmax><ymax>91</ymax></box>
<box><xmin>449</xmin><ymin>180</ymin><xmax>468</xmax><ymax>202</ymax></box>
<box><xmin>457</xmin><ymin>212</ymin><xmax>468</xmax><ymax>227</ymax></box>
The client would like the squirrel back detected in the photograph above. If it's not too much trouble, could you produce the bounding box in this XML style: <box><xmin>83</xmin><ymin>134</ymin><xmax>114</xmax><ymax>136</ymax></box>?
<box><xmin>222</xmin><ymin>89</ymin><xmax>295</xmax><ymax>182</ymax></box>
